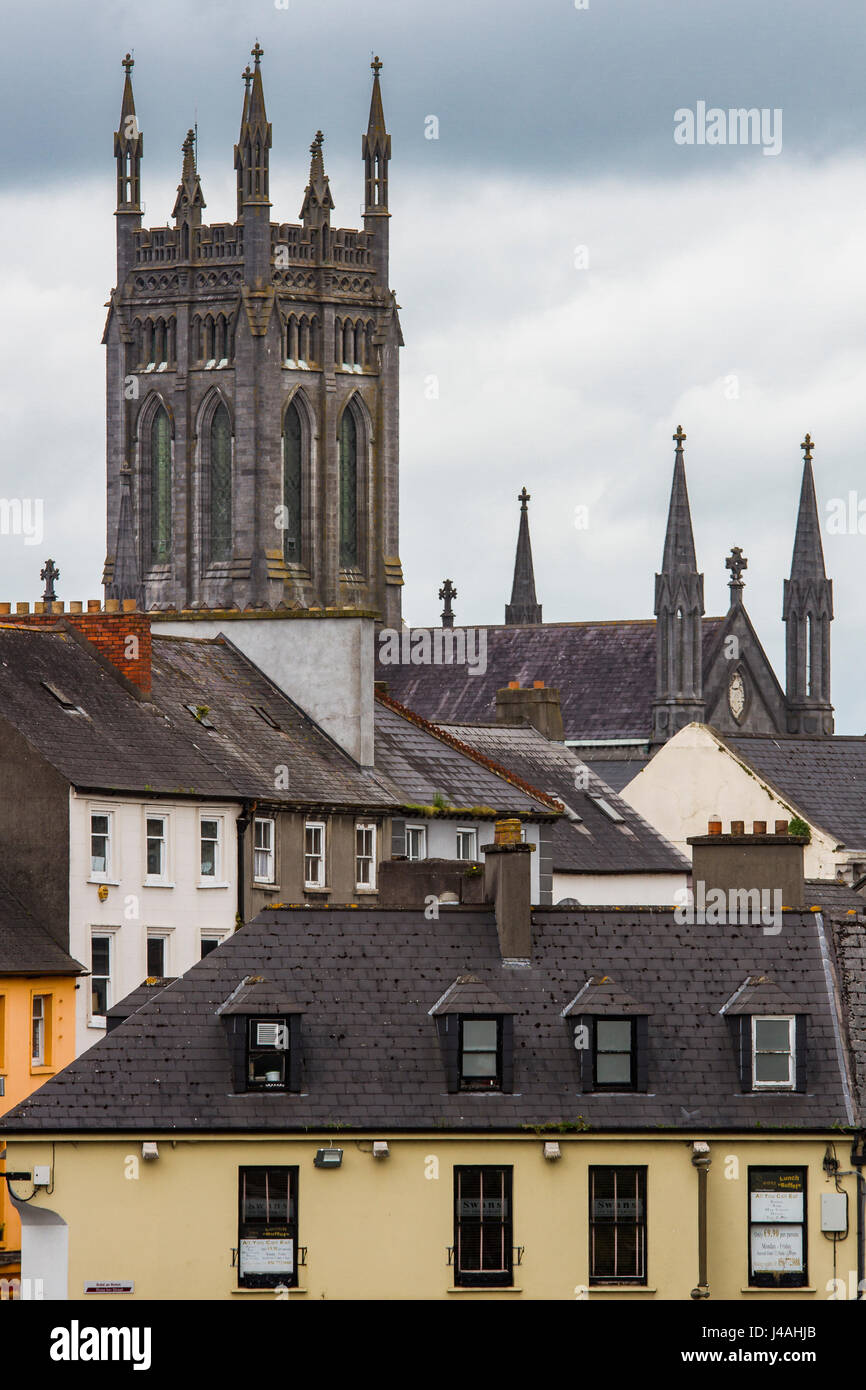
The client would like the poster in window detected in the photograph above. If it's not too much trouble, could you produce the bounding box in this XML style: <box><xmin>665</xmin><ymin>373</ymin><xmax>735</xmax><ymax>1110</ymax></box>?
<box><xmin>750</xmin><ymin>1190</ymin><xmax>804</xmax><ymax>1222</ymax></box>
<box><xmin>750</xmin><ymin>1225</ymin><xmax>803</xmax><ymax>1273</ymax></box>
<box><xmin>239</xmin><ymin>1237</ymin><xmax>294</xmax><ymax>1276</ymax></box>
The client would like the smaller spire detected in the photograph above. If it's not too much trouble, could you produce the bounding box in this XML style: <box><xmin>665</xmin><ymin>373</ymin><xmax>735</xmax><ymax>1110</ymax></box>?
<box><xmin>725</xmin><ymin>546</ymin><xmax>748</xmax><ymax>605</ymax></box>
<box><xmin>300</xmin><ymin>130</ymin><xmax>335</xmax><ymax>228</ymax></box>
<box><xmin>661</xmin><ymin>426</ymin><xmax>698</xmax><ymax>574</ymax></box>
<box><xmin>172</xmin><ymin>128</ymin><xmax>205</xmax><ymax>221</ymax></box>
<box><xmin>439</xmin><ymin>578</ymin><xmax>457</xmax><ymax>629</ymax></box>
<box><xmin>789</xmin><ymin>433</ymin><xmax>828</xmax><ymax>583</ymax></box>
<box><xmin>114</xmin><ymin>51</ymin><xmax>142</xmax><ymax>212</ymax></box>
<box><xmin>363</xmin><ymin>53</ymin><xmax>391</xmax><ymax>215</ymax></box>
<box><xmin>234</xmin><ymin>45</ymin><xmax>272</xmax><ymax>216</ymax></box>
<box><xmin>505</xmin><ymin>488</ymin><xmax>542</xmax><ymax>625</ymax></box>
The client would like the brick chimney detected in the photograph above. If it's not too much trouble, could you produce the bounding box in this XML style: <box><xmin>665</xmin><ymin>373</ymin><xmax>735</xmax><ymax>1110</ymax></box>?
<box><xmin>687</xmin><ymin>821</ymin><xmax>806</xmax><ymax>908</ymax></box>
<box><xmin>495</xmin><ymin>681</ymin><xmax>564</xmax><ymax>740</ymax></box>
<box><xmin>0</xmin><ymin>599</ymin><xmax>152</xmax><ymax>695</ymax></box>
<box><xmin>482</xmin><ymin>819</ymin><xmax>535</xmax><ymax>960</ymax></box>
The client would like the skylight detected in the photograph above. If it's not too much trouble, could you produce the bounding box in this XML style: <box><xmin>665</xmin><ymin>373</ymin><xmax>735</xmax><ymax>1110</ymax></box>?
<box><xmin>589</xmin><ymin>794</ymin><xmax>625</xmax><ymax>823</ymax></box>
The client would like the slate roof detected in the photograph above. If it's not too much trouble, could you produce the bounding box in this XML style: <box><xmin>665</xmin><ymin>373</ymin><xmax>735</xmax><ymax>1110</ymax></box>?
<box><xmin>2</xmin><ymin>902</ymin><xmax>853</xmax><ymax>1133</ymax></box>
<box><xmin>106</xmin><ymin>978</ymin><xmax>177</xmax><ymax>1026</ymax></box>
<box><xmin>723</xmin><ymin>734</ymin><xmax>866</xmax><ymax>850</ymax></box>
<box><xmin>372</xmin><ymin>696</ymin><xmax>559</xmax><ymax>817</ymax></box>
<box><xmin>438</xmin><ymin>723</ymin><xmax>688</xmax><ymax>874</ymax></box>
<box><xmin>0</xmin><ymin>880</ymin><xmax>83</xmax><ymax>976</ymax></box>
<box><xmin>376</xmin><ymin>619</ymin><xmax>725</xmax><ymax>741</ymax></box>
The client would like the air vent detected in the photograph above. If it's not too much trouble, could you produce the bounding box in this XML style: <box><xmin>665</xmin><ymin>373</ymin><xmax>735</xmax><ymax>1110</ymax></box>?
<box><xmin>185</xmin><ymin>703</ymin><xmax>215</xmax><ymax>729</ymax></box>
<box><xmin>256</xmin><ymin>1022</ymin><xmax>288</xmax><ymax>1050</ymax></box>
<box><xmin>254</xmin><ymin>706</ymin><xmax>281</xmax><ymax>730</ymax></box>
<box><xmin>41</xmin><ymin>680</ymin><xmax>85</xmax><ymax>715</ymax></box>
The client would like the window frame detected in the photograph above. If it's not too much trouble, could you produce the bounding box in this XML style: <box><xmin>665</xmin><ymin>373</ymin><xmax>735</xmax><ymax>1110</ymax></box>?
<box><xmin>458</xmin><ymin>1015</ymin><xmax>503</xmax><ymax>1092</ymax></box>
<box><xmin>355</xmin><ymin>821</ymin><xmax>377</xmax><ymax>890</ymax></box>
<box><xmin>31</xmin><ymin>993</ymin><xmax>51</xmax><ymax>1069</ymax></box>
<box><xmin>200</xmin><ymin>933</ymin><xmax>225</xmax><ymax>959</ymax></box>
<box><xmin>588</xmin><ymin>1165</ymin><xmax>648</xmax><ymax>1286</ymax></box>
<box><xmin>89</xmin><ymin>808</ymin><xmax>113</xmax><ymax>882</ymax></box>
<box><xmin>453</xmin><ymin>1165</ymin><xmax>514</xmax><ymax>1289</ymax></box>
<box><xmin>751</xmin><ymin>1015</ymin><xmax>796</xmax><ymax>1090</ymax></box>
<box><xmin>304</xmin><ymin>820</ymin><xmax>326</xmax><ymax>889</ymax></box>
<box><xmin>246</xmin><ymin>1016</ymin><xmax>291</xmax><ymax>1091</ymax></box>
<box><xmin>238</xmin><ymin>1166</ymin><xmax>299</xmax><ymax>1290</ymax></box>
<box><xmin>405</xmin><ymin>823</ymin><xmax>427</xmax><ymax>862</ymax></box>
<box><xmin>747</xmin><ymin>1166</ymin><xmax>808</xmax><ymax>1289</ymax></box>
<box><xmin>146</xmin><ymin>933</ymin><xmax>169</xmax><ymax>979</ymax></box>
<box><xmin>144</xmin><ymin>812</ymin><xmax>168</xmax><ymax>884</ymax></box>
<box><xmin>253</xmin><ymin>816</ymin><xmax>276</xmax><ymax>885</ymax></box>
<box><xmin>89</xmin><ymin>931</ymin><xmax>114</xmax><ymax>1026</ymax></box>
<box><xmin>199</xmin><ymin>814</ymin><xmax>223</xmax><ymax>885</ymax></box>
<box><xmin>592</xmin><ymin>1016</ymin><xmax>638</xmax><ymax>1092</ymax></box>
<box><xmin>456</xmin><ymin>827</ymin><xmax>478</xmax><ymax>861</ymax></box>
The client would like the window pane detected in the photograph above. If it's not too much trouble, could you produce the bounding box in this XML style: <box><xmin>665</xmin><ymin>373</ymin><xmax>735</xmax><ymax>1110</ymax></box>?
<box><xmin>91</xmin><ymin>815</ymin><xmax>109</xmax><ymax>836</ymax></box>
<box><xmin>201</xmin><ymin>819</ymin><xmax>219</xmax><ymax>839</ymax></box>
<box><xmin>283</xmin><ymin>400</ymin><xmax>302</xmax><ymax>562</ymax></box>
<box><xmin>597</xmin><ymin>1020</ymin><xmax>632</xmax><ymax>1052</ymax></box>
<box><xmin>464</xmin><ymin>1020</ymin><xmax>497</xmax><ymax>1051</ymax></box>
<box><xmin>755</xmin><ymin>1018</ymin><xmax>790</xmax><ymax>1050</ymax></box>
<box><xmin>210</xmin><ymin>403</ymin><xmax>232</xmax><ymax>563</ymax></box>
<box><xmin>147</xmin><ymin>938</ymin><xmax>165</xmax><ymax>977</ymax></box>
<box><xmin>150</xmin><ymin>405</ymin><xmax>172</xmax><ymax>565</ymax></box>
<box><xmin>201</xmin><ymin>938</ymin><xmax>219</xmax><ymax>958</ymax></box>
<box><xmin>91</xmin><ymin>938</ymin><xmax>110</xmax><ymax>977</ymax></box>
<box><xmin>597</xmin><ymin>1053</ymin><xmax>632</xmax><ymax>1084</ymax></box>
<box><xmin>755</xmin><ymin>1052</ymin><xmax>791</xmax><ymax>1082</ymax></box>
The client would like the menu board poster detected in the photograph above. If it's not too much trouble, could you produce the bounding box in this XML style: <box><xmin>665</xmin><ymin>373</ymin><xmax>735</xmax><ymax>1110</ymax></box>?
<box><xmin>239</xmin><ymin>1238</ymin><xmax>294</xmax><ymax>1276</ymax></box>
<box><xmin>750</xmin><ymin>1190</ymin><xmax>804</xmax><ymax>1222</ymax></box>
<box><xmin>750</xmin><ymin>1224</ymin><xmax>804</xmax><ymax>1273</ymax></box>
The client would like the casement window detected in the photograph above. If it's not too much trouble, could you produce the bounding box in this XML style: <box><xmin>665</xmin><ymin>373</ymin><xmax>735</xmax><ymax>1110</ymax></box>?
<box><xmin>589</xmin><ymin>1167</ymin><xmax>647</xmax><ymax>1285</ymax></box>
<box><xmin>253</xmin><ymin>817</ymin><xmax>275</xmax><ymax>883</ymax></box>
<box><xmin>238</xmin><ymin>1167</ymin><xmax>299</xmax><ymax>1289</ymax></box>
<box><xmin>456</xmin><ymin>827</ymin><xmax>477</xmax><ymax>861</ymax></box>
<box><xmin>146</xmin><ymin>935</ymin><xmax>167</xmax><ymax>978</ymax></box>
<box><xmin>453</xmin><ymin>1167</ymin><xmax>513</xmax><ymax>1288</ymax></box>
<box><xmin>31</xmin><ymin>995</ymin><xmax>50</xmax><ymax>1067</ymax></box>
<box><xmin>752</xmin><ymin>1016</ymin><xmax>796</xmax><ymax>1089</ymax></box>
<box><xmin>405</xmin><ymin>824</ymin><xmax>426</xmax><ymax>862</ymax></box>
<box><xmin>355</xmin><ymin>822</ymin><xmax>376</xmax><ymax>889</ymax></box>
<box><xmin>304</xmin><ymin>821</ymin><xmax>326</xmax><ymax>887</ymax></box>
<box><xmin>200</xmin><ymin>817</ymin><xmax>221</xmax><ymax>880</ymax></box>
<box><xmin>459</xmin><ymin>1017</ymin><xmax>502</xmax><ymax>1091</ymax></box>
<box><xmin>246</xmin><ymin>1018</ymin><xmax>293</xmax><ymax>1090</ymax></box>
<box><xmin>90</xmin><ymin>935</ymin><xmax>112</xmax><ymax>1022</ymax></box>
<box><xmin>593</xmin><ymin>1017</ymin><xmax>637</xmax><ymax>1091</ymax></box>
<box><xmin>145</xmin><ymin>815</ymin><xmax>167</xmax><ymax>880</ymax></box>
<box><xmin>748</xmin><ymin>1168</ymin><xmax>807</xmax><ymax>1288</ymax></box>
<box><xmin>90</xmin><ymin>811</ymin><xmax>112</xmax><ymax>879</ymax></box>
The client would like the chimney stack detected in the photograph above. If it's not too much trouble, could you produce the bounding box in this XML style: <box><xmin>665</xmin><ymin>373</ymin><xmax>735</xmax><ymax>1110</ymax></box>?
<box><xmin>0</xmin><ymin>601</ymin><xmax>152</xmax><ymax>695</ymax></box>
<box><xmin>495</xmin><ymin>682</ymin><xmax>564</xmax><ymax>741</ymax></box>
<box><xmin>688</xmin><ymin>822</ymin><xmax>806</xmax><ymax>907</ymax></box>
<box><xmin>483</xmin><ymin>819</ymin><xmax>534</xmax><ymax>960</ymax></box>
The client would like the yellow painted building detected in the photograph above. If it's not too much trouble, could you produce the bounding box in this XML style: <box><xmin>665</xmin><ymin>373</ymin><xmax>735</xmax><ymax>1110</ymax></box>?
<box><xmin>4</xmin><ymin>1133</ymin><xmax>863</xmax><ymax>1300</ymax></box>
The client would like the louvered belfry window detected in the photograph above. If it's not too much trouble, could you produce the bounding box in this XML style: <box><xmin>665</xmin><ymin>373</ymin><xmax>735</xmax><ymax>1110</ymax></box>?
<box><xmin>150</xmin><ymin>404</ymin><xmax>172</xmax><ymax>565</ymax></box>
<box><xmin>210</xmin><ymin>402</ymin><xmax>232</xmax><ymax>563</ymax></box>
<box><xmin>339</xmin><ymin>406</ymin><xmax>358</xmax><ymax>568</ymax></box>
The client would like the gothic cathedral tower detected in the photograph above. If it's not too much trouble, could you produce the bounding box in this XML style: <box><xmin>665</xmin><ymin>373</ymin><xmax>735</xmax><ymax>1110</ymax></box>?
<box><xmin>103</xmin><ymin>47</ymin><xmax>403</xmax><ymax>624</ymax></box>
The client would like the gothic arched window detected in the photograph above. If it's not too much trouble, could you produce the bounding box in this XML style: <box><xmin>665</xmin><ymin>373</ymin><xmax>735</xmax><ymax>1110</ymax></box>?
<box><xmin>150</xmin><ymin>404</ymin><xmax>172</xmax><ymax>565</ymax></box>
<box><xmin>210</xmin><ymin>402</ymin><xmax>232</xmax><ymax>563</ymax></box>
<box><xmin>339</xmin><ymin>405</ymin><xmax>358</xmax><ymax>568</ymax></box>
<box><xmin>282</xmin><ymin>399</ymin><xmax>303</xmax><ymax>563</ymax></box>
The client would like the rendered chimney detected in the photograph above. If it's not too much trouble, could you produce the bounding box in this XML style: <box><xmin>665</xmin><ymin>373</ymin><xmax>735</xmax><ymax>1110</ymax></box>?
<box><xmin>687</xmin><ymin>827</ymin><xmax>806</xmax><ymax>907</ymax></box>
<box><xmin>495</xmin><ymin>683</ymin><xmax>564</xmax><ymax>741</ymax></box>
<box><xmin>482</xmin><ymin>819</ymin><xmax>535</xmax><ymax>960</ymax></box>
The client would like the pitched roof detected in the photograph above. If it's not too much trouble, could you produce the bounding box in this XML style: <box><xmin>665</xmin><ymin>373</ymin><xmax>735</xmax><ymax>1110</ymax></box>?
<box><xmin>2</xmin><ymin>902</ymin><xmax>852</xmax><ymax>1134</ymax></box>
<box><xmin>372</xmin><ymin>694</ymin><xmax>560</xmax><ymax>816</ymax></box>
<box><xmin>0</xmin><ymin>881</ymin><xmax>84</xmax><ymax>976</ymax></box>
<box><xmin>376</xmin><ymin>620</ymin><xmax>724</xmax><ymax>742</ymax></box>
<box><xmin>438</xmin><ymin>723</ymin><xmax>688</xmax><ymax>874</ymax></box>
<box><xmin>723</xmin><ymin>734</ymin><xmax>866</xmax><ymax>849</ymax></box>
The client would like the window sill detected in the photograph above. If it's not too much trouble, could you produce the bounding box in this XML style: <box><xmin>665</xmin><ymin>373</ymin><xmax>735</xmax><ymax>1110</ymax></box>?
<box><xmin>88</xmin><ymin>878</ymin><xmax>120</xmax><ymax>888</ymax></box>
<box><xmin>304</xmin><ymin>885</ymin><xmax>330</xmax><ymax>894</ymax></box>
<box><xmin>740</xmin><ymin>1286</ymin><xmax>816</xmax><ymax>1294</ymax></box>
<box><xmin>253</xmin><ymin>881</ymin><xmax>280</xmax><ymax>891</ymax></box>
<box><xmin>447</xmin><ymin>1287</ymin><xmax>522</xmax><ymax>1294</ymax></box>
<box><xmin>355</xmin><ymin>887</ymin><xmax>378</xmax><ymax>895</ymax></box>
<box><xmin>29</xmin><ymin>1066</ymin><xmax>55</xmax><ymax>1077</ymax></box>
<box><xmin>230</xmin><ymin>1288</ymin><xmax>307</xmax><ymax>1296</ymax></box>
<box><xmin>589</xmin><ymin>1285</ymin><xmax>656</xmax><ymax>1294</ymax></box>
<box><xmin>197</xmin><ymin>881</ymin><xmax>230</xmax><ymax>890</ymax></box>
<box><xmin>88</xmin><ymin>1020</ymin><xmax>106</xmax><ymax>1030</ymax></box>
<box><xmin>144</xmin><ymin>880</ymin><xmax>174</xmax><ymax>889</ymax></box>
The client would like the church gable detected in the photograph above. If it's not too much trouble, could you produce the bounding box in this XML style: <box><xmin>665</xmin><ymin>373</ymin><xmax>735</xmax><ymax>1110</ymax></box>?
<box><xmin>702</xmin><ymin>602</ymin><xmax>788</xmax><ymax>736</ymax></box>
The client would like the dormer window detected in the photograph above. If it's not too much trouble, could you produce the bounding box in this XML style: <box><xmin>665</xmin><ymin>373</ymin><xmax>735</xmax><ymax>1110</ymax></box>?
<box><xmin>562</xmin><ymin>977</ymin><xmax>650</xmax><ymax>1094</ymax></box>
<box><xmin>247</xmin><ymin>1018</ymin><xmax>290</xmax><ymax>1090</ymax></box>
<box><xmin>459</xmin><ymin>1017</ymin><xmax>502</xmax><ymax>1091</ymax></box>
<box><xmin>593</xmin><ymin>1018</ymin><xmax>637</xmax><ymax>1090</ymax></box>
<box><xmin>752</xmin><ymin>1016</ymin><xmax>795</xmax><ymax>1089</ymax></box>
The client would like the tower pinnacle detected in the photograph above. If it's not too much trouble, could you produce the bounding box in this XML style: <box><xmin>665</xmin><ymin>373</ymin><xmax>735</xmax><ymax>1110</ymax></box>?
<box><xmin>505</xmin><ymin>488</ymin><xmax>542</xmax><ymax>625</ymax></box>
<box><xmin>783</xmin><ymin>434</ymin><xmax>833</xmax><ymax>732</ymax></box>
<box><xmin>652</xmin><ymin>427</ymin><xmax>705</xmax><ymax>742</ymax></box>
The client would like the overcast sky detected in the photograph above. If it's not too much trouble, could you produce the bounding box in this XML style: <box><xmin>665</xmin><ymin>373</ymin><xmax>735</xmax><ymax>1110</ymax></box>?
<box><xmin>1</xmin><ymin>0</ymin><xmax>865</xmax><ymax>730</ymax></box>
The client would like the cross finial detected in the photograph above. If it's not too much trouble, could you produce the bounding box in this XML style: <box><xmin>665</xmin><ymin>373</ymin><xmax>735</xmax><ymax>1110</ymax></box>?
<box><xmin>122</xmin><ymin>53</ymin><xmax>134</xmax><ymax>74</ymax></box>
<box><xmin>725</xmin><ymin>545</ymin><xmax>748</xmax><ymax>592</ymax></box>
<box><xmin>800</xmin><ymin>432</ymin><xmax>814</xmax><ymax>462</ymax></box>
<box><xmin>439</xmin><ymin>578</ymin><xmax>457</xmax><ymax>629</ymax></box>
<box><xmin>311</xmin><ymin>130</ymin><xmax>324</xmax><ymax>155</ymax></box>
<box><xmin>371</xmin><ymin>55</ymin><xmax>383</xmax><ymax>76</ymax></box>
<box><xmin>41</xmin><ymin>558</ymin><xmax>60</xmax><ymax>603</ymax></box>
<box><xmin>251</xmin><ymin>40</ymin><xmax>264</xmax><ymax>67</ymax></box>
<box><xmin>673</xmin><ymin>424</ymin><xmax>687</xmax><ymax>448</ymax></box>
<box><xmin>242</xmin><ymin>63</ymin><xmax>252</xmax><ymax>88</ymax></box>
<box><xmin>518</xmin><ymin>486</ymin><xmax>530</xmax><ymax>511</ymax></box>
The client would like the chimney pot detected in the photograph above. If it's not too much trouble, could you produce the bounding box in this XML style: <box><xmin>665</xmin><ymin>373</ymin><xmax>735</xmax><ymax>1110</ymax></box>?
<box><xmin>730</xmin><ymin>820</ymin><xmax>745</xmax><ymax>836</ymax></box>
<box><xmin>34</xmin><ymin>601</ymin><xmax>44</xmax><ymax>615</ymax></box>
<box><xmin>69</xmin><ymin>601</ymin><xmax>83</xmax><ymax>614</ymax></box>
<box><xmin>708</xmin><ymin>819</ymin><xmax>722</xmax><ymax>836</ymax></box>
<box><xmin>15</xmin><ymin>603</ymin><xmax>29</xmax><ymax>615</ymax></box>
<box><xmin>775</xmin><ymin>819</ymin><xmax>789</xmax><ymax>834</ymax></box>
<box><xmin>753</xmin><ymin>820</ymin><xmax>767</xmax><ymax>835</ymax></box>
<box><xmin>87</xmin><ymin>600</ymin><xmax>101</xmax><ymax>612</ymax></box>
<box><xmin>494</xmin><ymin>818</ymin><xmax>523</xmax><ymax>846</ymax></box>
<box><xmin>121</xmin><ymin>598</ymin><xmax>137</xmax><ymax>613</ymax></box>
<box><xmin>0</xmin><ymin>603</ymin><xmax>9</xmax><ymax>615</ymax></box>
<box><xmin>105</xmin><ymin>598</ymin><xmax>120</xmax><ymax>614</ymax></box>
<box><xmin>532</xmin><ymin>680</ymin><xmax>544</xmax><ymax>689</ymax></box>
<box><xmin>508</xmin><ymin>680</ymin><xmax>520</xmax><ymax>689</ymax></box>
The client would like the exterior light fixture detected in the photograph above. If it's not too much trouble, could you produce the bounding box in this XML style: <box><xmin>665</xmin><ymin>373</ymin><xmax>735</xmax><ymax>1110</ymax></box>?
<box><xmin>543</xmin><ymin>1142</ymin><xmax>562</xmax><ymax>1161</ymax></box>
<box><xmin>372</xmin><ymin>1141</ymin><xmax>390</xmax><ymax>1159</ymax></box>
<box><xmin>141</xmin><ymin>1142</ymin><xmax>159</xmax><ymax>1161</ymax></box>
<box><xmin>314</xmin><ymin>1147</ymin><xmax>343</xmax><ymax>1169</ymax></box>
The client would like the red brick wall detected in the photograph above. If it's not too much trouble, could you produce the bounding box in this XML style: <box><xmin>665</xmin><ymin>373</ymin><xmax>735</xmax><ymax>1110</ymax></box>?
<box><xmin>0</xmin><ymin>606</ymin><xmax>152</xmax><ymax>694</ymax></box>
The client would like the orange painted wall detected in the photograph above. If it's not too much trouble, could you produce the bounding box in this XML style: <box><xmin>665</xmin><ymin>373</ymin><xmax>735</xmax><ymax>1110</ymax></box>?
<box><xmin>0</xmin><ymin>976</ymin><xmax>78</xmax><ymax>1281</ymax></box>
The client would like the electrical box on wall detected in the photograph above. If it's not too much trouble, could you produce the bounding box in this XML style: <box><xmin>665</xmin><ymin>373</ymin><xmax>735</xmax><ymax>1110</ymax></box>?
<box><xmin>821</xmin><ymin>1192</ymin><xmax>848</xmax><ymax>1232</ymax></box>
<box><xmin>33</xmin><ymin>1166</ymin><xmax>51</xmax><ymax>1186</ymax></box>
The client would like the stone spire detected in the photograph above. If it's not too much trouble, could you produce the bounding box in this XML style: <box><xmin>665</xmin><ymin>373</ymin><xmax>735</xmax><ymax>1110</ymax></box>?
<box><xmin>114</xmin><ymin>53</ymin><xmax>143</xmax><ymax>284</ymax></box>
<box><xmin>505</xmin><ymin>488</ymin><xmax>542</xmax><ymax>625</ymax></box>
<box><xmin>362</xmin><ymin>55</ymin><xmax>391</xmax><ymax>279</ymax></box>
<box><xmin>300</xmin><ymin>130</ymin><xmax>334</xmax><ymax>231</ymax></box>
<box><xmin>107</xmin><ymin>469</ymin><xmax>142</xmax><ymax>606</ymax></box>
<box><xmin>172</xmin><ymin>129</ymin><xmax>205</xmax><ymax>221</ymax></box>
<box><xmin>783</xmin><ymin>434</ymin><xmax>833</xmax><ymax>733</ymax></box>
<box><xmin>652</xmin><ymin>426</ymin><xmax>705</xmax><ymax>743</ymax></box>
<box><xmin>234</xmin><ymin>42</ymin><xmax>272</xmax><ymax>280</ymax></box>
